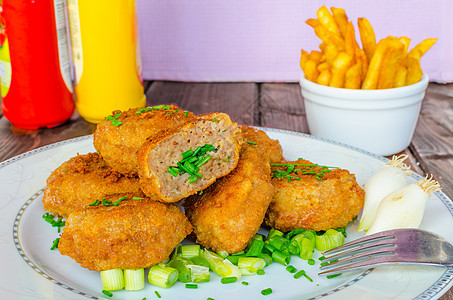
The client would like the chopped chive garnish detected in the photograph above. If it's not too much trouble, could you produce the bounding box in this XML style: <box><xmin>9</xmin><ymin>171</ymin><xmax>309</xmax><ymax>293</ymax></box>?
<box><xmin>207</xmin><ymin>298</ymin><xmax>215</xmax><ymax>300</ymax></box>
<box><xmin>154</xmin><ymin>290</ymin><xmax>162</xmax><ymax>298</ymax></box>
<box><xmin>286</xmin><ymin>265</ymin><xmax>297</xmax><ymax>273</ymax></box>
<box><xmin>221</xmin><ymin>277</ymin><xmax>237</xmax><ymax>284</ymax></box>
<box><xmin>212</xmin><ymin>118</ymin><xmax>216</xmax><ymax>122</ymax></box>
<box><xmin>261</xmin><ymin>288</ymin><xmax>272</xmax><ymax>295</ymax></box>
<box><xmin>89</xmin><ymin>199</ymin><xmax>100</xmax><ymax>206</ymax></box>
<box><xmin>102</xmin><ymin>290</ymin><xmax>113</xmax><ymax>297</ymax></box>
<box><xmin>293</xmin><ymin>270</ymin><xmax>305</xmax><ymax>279</ymax></box>
<box><xmin>327</xmin><ymin>273</ymin><xmax>342</xmax><ymax>279</ymax></box>
<box><xmin>106</xmin><ymin>113</ymin><xmax>123</xmax><ymax>127</ymax></box>
<box><xmin>168</xmin><ymin>144</ymin><xmax>215</xmax><ymax>183</ymax></box>
<box><xmin>270</xmin><ymin>161</ymin><xmax>337</xmax><ymax>181</ymax></box>
<box><xmin>257</xmin><ymin>269</ymin><xmax>265</xmax><ymax>275</ymax></box>
<box><xmin>308</xmin><ymin>258</ymin><xmax>315</xmax><ymax>265</ymax></box>
<box><xmin>185</xmin><ymin>283</ymin><xmax>198</xmax><ymax>289</ymax></box>
<box><xmin>319</xmin><ymin>256</ymin><xmax>325</xmax><ymax>260</ymax></box>
<box><xmin>50</xmin><ymin>237</ymin><xmax>60</xmax><ymax>250</ymax></box>
<box><xmin>226</xmin><ymin>156</ymin><xmax>230</xmax><ymax>162</ymax></box>
<box><xmin>113</xmin><ymin>196</ymin><xmax>128</xmax><ymax>206</ymax></box>
<box><xmin>185</xmin><ymin>111</ymin><xmax>189</xmax><ymax>117</ymax></box>
<box><xmin>132</xmin><ymin>197</ymin><xmax>144</xmax><ymax>200</ymax></box>
<box><xmin>242</xmin><ymin>281</ymin><xmax>249</xmax><ymax>286</ymax></box>
<box><xmin>246</xmin><ymin>141</ymin><xmax>257</xmax><ymax>145</ymax></box>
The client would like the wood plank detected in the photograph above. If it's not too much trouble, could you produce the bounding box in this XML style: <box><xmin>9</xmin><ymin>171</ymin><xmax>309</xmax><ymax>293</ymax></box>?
<box><xmin>410</xmin><ymin>83</ymin><xmax>453</xmax><ymax>199</ymax></box>
<box><xmin>0</xmin><ymin>111</ymin><xmax>96</xmax><ymax>162</ymax></box>
<box><xmin>146</xmin><ymin>81</ymin><xmax>258</xmax><ymax>125</ymax></box>
<box><xmin>260</xmin><ymin>83</ymin><xmax>309</xmax><ymax>133</ymax></box>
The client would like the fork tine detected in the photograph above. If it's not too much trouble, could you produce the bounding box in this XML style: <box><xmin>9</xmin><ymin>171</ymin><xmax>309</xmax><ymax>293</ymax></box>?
<box><xmin>318</xmin><ymin>250</ymin><xmax>395</xmax><ymax>276</ymax></box>
<box><xmin>320</xmin><ymin>238</ymin><xmax>395</xmax><ymax>262</ymax></box>
<box><xmin>322</xmin><ymin>230</ymin><xmax>396</xmax><ymax>257</ymax></box>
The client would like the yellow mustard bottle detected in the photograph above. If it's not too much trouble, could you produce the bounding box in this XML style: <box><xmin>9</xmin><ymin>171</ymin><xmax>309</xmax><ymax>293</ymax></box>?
<box><xmin>67</xmin><ymin>0</ymin><xmax>146</xmax><ymax>123</ymax></box>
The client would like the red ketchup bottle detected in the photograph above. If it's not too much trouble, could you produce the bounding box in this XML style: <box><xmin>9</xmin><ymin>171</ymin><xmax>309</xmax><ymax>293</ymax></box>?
<box><xmin>0</xmin><ymin>0</ymin><xmax>74</xmax><ymax>129</ymax></box>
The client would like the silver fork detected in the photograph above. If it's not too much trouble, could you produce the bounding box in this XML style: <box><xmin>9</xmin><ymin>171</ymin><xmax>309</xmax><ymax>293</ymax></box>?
<box><xmin>318</xmin><ymin>228</ymin><xmax>453</xmax><ymax>276</ymax></box>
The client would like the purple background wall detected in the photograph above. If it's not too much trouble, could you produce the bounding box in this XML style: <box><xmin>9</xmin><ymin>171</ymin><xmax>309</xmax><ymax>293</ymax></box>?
<box><xmin>136</xmin><ymin>0</ymin><xmax>451</xmax><ymax>83</ymax></box>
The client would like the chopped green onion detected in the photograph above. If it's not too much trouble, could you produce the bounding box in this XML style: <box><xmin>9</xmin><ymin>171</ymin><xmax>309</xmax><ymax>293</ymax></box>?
<box><xmin>195</xmin><ymin>154</ymin><xmax>211</xmax><ymax>167</ymax></box>
<box><xmin>327</xmin><ymin>273</ymin><xmax>342</xmax><ymax>279</ymax></box>
<box><xmin>182</xmin><ymin>149</ymin><xmax>194</xmax><ymax>158</ymax></box>
<box><xmin>268</xmin><ymin>235</ymin><xmax>289</xmax><ymax>252</ymax></box>
<box><xmin>226</xmin><ymin>255</ymin><xmax>240</xmax><ymax>265</ymax></box>
<box><xmin>184</xmin><ymin>111</ymin><xmax>189</xmax><ymax>117</ymax></box>
<box><xmin>257</xmin><ymin>269</ymin><xmax>265</xmax><ymax>275</ymax></box>
<box><xmin>50</xmin><ymin>238</ymin><xmax>60</xmax><ymax>250</ymax></box>
<box><xmin>217</xmin><ymin>250</ymin><xmax>229</xmax><ymax>259</ymax></box>
<box><xmin>267</xmin><ymin>229</ymin><xmax>284</xmax><ymax>239</ymax></box>
<box><xmin>247</xmin><ymin>141</ymin><xmax>257</xmax><ymax>145</ymax></box>
<box><xmin>181</xmin><ymin>245</ymin><xmax>201</xmax><ymax>259</ymax></box>
<box><xmin>263</xmin><ymin>243</ymin><xmax>276</xmax><ymax>254</ymax></box>
<box><xmin>148</xmin><ymin>264</ymin><xmax>179</xmax><ymax>288</ymax></box>
<box><xmin>155</xmin><ymin>290</ymin><xmax>161</xmax><ymax>298</ymax></box>
<box><xmin>259</xmin><ymin>253</ymin><xmax>273</xmax><ymax>267</ymax></box>
<box><xmin>308</xmin><ymin>258</ymin><xmax>316</xmax><ymax>265</ymax></box>
<box><xmin>315</xmin><ymin>229</ymin><xmax>345</xmax><ymax>251</ymax></box>
<box><xmin>102</xmin><ymin>290</ymin><xmax>113</xmax><ymax>297</ymax></box>
<box><xmin>167</xmin><ymin>259</ymin><xmax>192</xmax><ymax>283</ymax></box>
<box><xmin>124</xmin><ymin>268</ymin><xmax>145</xmax><ymax>291</ymax></box>
<box><xmin>271</xmin><ymin>249</ymin><xmax>291</xmax><ymax>266</ymax></box>
<box><xmin>200</xmin><ymin>249</ymin><xmax>241</xmax><ymax>279</ymax></box>
<box><xmin>132</xmin><ymin>197</ymin><xmax>145</xmax><ymax>200</ymax></box>
<box><xmin>221</xmin><ymin>277</ymin><xmax>237</xmax><ymax>284</ymax></box>
<box><xmin>187</xmin><ymin>265</ymin><xmax>210</xmax><ymax>283</ymax></box>
<box><xmin>246</xmin><ymin>239</ymin><xmax>264</xmax><ymax>257</ymax></box>
<box><xmin>238</xmin><ymin>257</ymin><xmax>266</xmax><ymax>275</ymax></box>
<box><xmin>190</xmin><ymin>256</ymin><xmax>210</xmax><ymax>268</ymax></box>
<box><xmin>298</xmin><ymin>237</ymin><xmax>314</xmax><ymax>260</ymax></box>
<box><xmin>261</xmin><ymin>288</ymin><xmax>272</xmax><ymax>295</ymax></box>
<box><xmin>185</xmin><ymin>284</ymin><xmax>198</xmax><ymax>289</ymax></box>
<box><xmin>101</xmin><ymin>269</ymin><xmax>124</xmax><ymax>291</ymax></box>
<box><xmin>286</xmin><ymin>228</ymin><xmax>306</xmax><ymax>240</ymax></box>
<box><xmin>286</xmin><ymin>265</ymin><xmax>297</xmax><ymax>273</ymax></box>
<box><xmin>293</xmin><ymin>269</ymin><xmax>305</xmax><ymax>279</ymax></box>
<box><xmin>242</xmin><ymin>281</ymin><xmax>249</xmax><ymax>286</ymax></box>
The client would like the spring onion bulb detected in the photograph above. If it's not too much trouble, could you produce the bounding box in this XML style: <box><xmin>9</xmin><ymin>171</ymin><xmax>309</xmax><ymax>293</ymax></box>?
<box><xmin>358</xmin><ymin>155</ymin><xmax>411</xmax><ymax>232</ymax></box>
<box><xmin>124</xmin><ymin>268</ymin><xmax>145</xmax><ymax>291</ymax></box>
<box><xmin>187</xmin><ymin>265</ymin><xmax>211</xmax><ymax>283</ymax></box>
<box><xmin>315</xmin><ymin>229</ymin><xmax>345</xmax><ymax>252</ymax></box>
<box><xmin>100</xmin><ymin>269</ymin><xmax>124</xmax><ymax>291</ymax></box>
<box><xmin>148</xmin><ymin>264</ymin><xmax>179</xmax><ymax>288</ymax></box>
<box><xmin>238</xmin><ymin>257</ymin><xmax>266</xmax><ymax>275</ymax></box>
<box><xmin>366</xmin><ymin>175</ymin><xmax>441</xmax><ymax>235</ymax></box>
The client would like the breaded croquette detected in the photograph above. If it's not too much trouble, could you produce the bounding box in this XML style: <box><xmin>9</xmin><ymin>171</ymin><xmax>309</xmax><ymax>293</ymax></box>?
<box><xmin>240</xmin><ymin>125</ymin><xmax>284</xmax><ymax>163</ymax></box>
<box><xmin>93</xmin><ymin>105</ymin><xmax>195</xmax><ymax>175</ymax></box>
<box><xmin>42</xmin><ymin>152</ymin><xmax>145</xmax><ymax>217</ymax></box>
<box><xmin>58</xmin><ymin>197</ymin><xmax>192</xmax><ymax>271</ymax></box>
<box><xmin>184</xmin><ymin>143</ymin><xmax>274</xmax><ymax>254</ymax></box>
<box><xmin>137</xmin><ymin>112</ymin><xmax>243</xmax><ymax>203</ymax></box>
<box><xmin>265</xmin><ymin>159</ymin><xmax>365</xmax><ymax>232</ymax></box>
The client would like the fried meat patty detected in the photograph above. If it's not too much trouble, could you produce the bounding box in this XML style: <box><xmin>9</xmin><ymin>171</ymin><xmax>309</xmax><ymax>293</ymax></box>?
<box><xmin>42</xmin><ymin>152</ymin><xmax>145</xmax><ymax>217</ymax></box>
<box><xmin>265</xmin><ymin>160</ymin><xmax>365</xmax><ymax>232</ymax></box>
<box><xmin>93</xmin><ymin>105</ymin><xmax>195</xmax><ymax>175</ymax></box>
<box><xmin>184</xmin><ymin>142</ymin><xmax>274</xmax><ymax>254</ymax></box>
<box><xmin>137</xmin><ymin>112</ymin><xmax>242</xmax><ymax>202</ymax></box>
<box><xmin>239</xmin><ymin>125</ymin><xmax>284</xmax><ymax>163</ymax></box>
<box><xmin>58</xmin><ymin>197</ymin><xmax>192</xmax><ymax>271</ymax></box>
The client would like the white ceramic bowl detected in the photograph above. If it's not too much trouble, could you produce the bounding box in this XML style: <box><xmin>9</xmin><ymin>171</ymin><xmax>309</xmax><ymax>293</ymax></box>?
<box><xmin>300</xmin><ymin>74</ymin><xmax>429</xmax><ymax>156</ymax></box>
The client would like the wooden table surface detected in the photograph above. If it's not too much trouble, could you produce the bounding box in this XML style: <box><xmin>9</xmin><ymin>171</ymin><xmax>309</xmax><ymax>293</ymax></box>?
<box><xmin>1</xmin><ymin>81</ymin><xmax>452</xmax><ymax>298</ymax></box>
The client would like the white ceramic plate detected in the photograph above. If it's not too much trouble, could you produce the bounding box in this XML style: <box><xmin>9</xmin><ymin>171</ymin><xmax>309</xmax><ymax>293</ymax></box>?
<box><xmin>2</xmin><ymin>128</ymin><xmax>453</xmax><ymax>300</ymax></box>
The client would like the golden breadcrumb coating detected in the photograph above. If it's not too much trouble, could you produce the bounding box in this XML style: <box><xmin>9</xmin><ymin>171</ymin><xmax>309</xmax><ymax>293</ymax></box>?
<box><xmin>239</xmin><ymin>125</ymin><xmax>284</xmax><ymax>163</ymax></box>
<box><xmin>58</xmin><ymin>197</ymin><xmax>192</xmax><ymax>271</ymax></box>
<box><xmin>42</xmin><ymin>152</ymin><xmax>145</xmax><ymax>217</ymax></box>
<box><xmin>93</xmin><ymin>105</ymin><xmax>195</xmax><ymax>175</ymax></box>
<box><xmin>265</xmin><ymin>159</ymin><xmax>365</xmax><ymax>232</ymax></box>
<box><xmin>184</xmin><ymin>143</ymin><xmax>274</xmax><ymax>254</ymax></box>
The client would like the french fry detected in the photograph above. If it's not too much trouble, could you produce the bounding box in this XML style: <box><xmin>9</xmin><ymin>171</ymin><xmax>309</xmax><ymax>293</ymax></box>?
<box><xmin>408</xmin><ymin>38</ymin><xmax>437</xmax><ymax>61</ymax></box>
<box><xmin>305</xmin><ymin>18</ymin><xmax>321</xmax><ymax>28</ymax></box>
<box><xmin>316</xmin><ymin>6</ymin><xmax>342</xmax><ymax>37</ymax></box>
<box><xmin>313</xmin><ymin>24</ymin><xmax>345</xmax><ymax>51</ymax></box>
<box><xmin>405</xmin><ymin>57</ymin><xmax>423</xmax><ymax>85</ymax></box>
<box><xmin>330</xmin><ymin>51</ymin><xmax>353</xmax><ymax>88</ymax></box>
<box><xmin>358</xmin><ymin>17</ymin><xmax>376</xmax><ymax>62</ymax></box>
<box><xmin>355</xmin><ymin>48</ymin><xmax>368</xmax><ymax>81</ymax></box>
<box><xmin>345</xmin><ymin>21</ymin><xmax>358</xmax><ymax>63</ymax></box>
<box><xmin>309</xmin><ymin>50</ymin><xmax>323</xmax><ymax>64</ymax></box>
<box><xmin>319</xmin><ymin>42</ymin><xmax>327</xmax><ymax>52</ymax></box>
<box><xmin>361</xmin><ymin>39</ymin><xmax>388</xmax><ymax>89</ymax></box>
<box><xmin>345</xmin><ymin>63</ymin><xmax>363</xmax><ymax>89</ymax></box>
<box><xmin>317</xmin><ymin>69</ymin><xmax>332</xmax><ymax>86</ymax></box>
<box><xmin>394</xmin><ymin>64</ymin><xmax>407</xmax><ymax>87</ymax></box>
<box><xmin>303</xmin><ymin>59</ymin><xmax>320</xmax><ymax>82</ymax></box>
<box><xmin>398</xmin><ymin>36</ymin><xmax>411</xmax><ymax>55</ymax></box>
<box><xmin>324</xmin><ymin>43</ymin><xmax>340</xmax><ymax>65</ymax></box>
<box><xmin>317</xmin><ymin>62</ymin><xmax>330</xmax><ymax>72</ymax></box>
<box><xmin>331</xmin><ymin>7</ymin><xmax>349</xmax><ymax>38</ymax></box>
<box><xmin>300</xmin><ymin>49</ymin><xmax>310</xmax><ymax>70</ymax></box>
<box><xmin>377</xmin><ymin>39</ymin><xmax>405</xmax><ymax>89</ymax></box>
